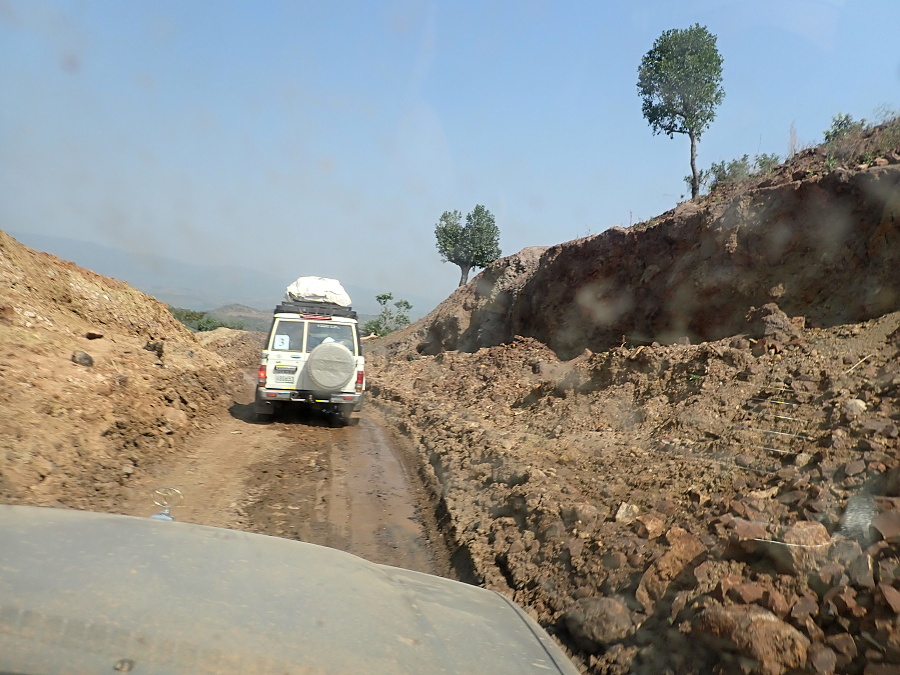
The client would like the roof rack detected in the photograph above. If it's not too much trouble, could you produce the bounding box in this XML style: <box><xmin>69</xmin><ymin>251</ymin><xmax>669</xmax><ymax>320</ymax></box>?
<box><xmin>274</xmin><ymin>301</ymin><xmax>358</xmax><ymax>320</ymax></box>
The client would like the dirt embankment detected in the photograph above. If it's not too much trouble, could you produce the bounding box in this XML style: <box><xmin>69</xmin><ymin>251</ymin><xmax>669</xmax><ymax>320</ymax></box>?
<box><xmin>384</xmin><ymin>161</ymin><xmax>899</xmax><ymax>362</ymax></box>
<box><xmin>0</xmin><ymin>230</ymin><xmax>257</xmax><ymax>511</ymax></box>
<box><xmin>369</xmin><ymin>154</ymin><xmax>900</xmax><ymax>673</ymax></box>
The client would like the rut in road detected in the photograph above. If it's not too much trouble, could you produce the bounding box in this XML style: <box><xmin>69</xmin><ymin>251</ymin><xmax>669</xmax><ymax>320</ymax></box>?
<box><xmin>122</xmin><ymin>385</ymin><xmax>451</xmax><ymax>578</ymax></box>
<box><xmin>244</xmin><ymin>411</ymin><xmax>448</xmax><ymax>575</ymax></box>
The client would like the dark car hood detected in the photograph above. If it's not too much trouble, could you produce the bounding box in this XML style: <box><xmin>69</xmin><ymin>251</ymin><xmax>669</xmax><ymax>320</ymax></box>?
<box><xmin>0</xmin><ymin>505</ymin><xmax>578</xmax><ymax>674</ymax></box>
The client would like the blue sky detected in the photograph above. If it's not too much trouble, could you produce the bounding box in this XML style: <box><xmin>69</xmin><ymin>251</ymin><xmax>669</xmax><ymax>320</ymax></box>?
<box><xmin>2</xmin><ymin>0</ymin><xmax>898</xmax><ymax>314</ymax></box>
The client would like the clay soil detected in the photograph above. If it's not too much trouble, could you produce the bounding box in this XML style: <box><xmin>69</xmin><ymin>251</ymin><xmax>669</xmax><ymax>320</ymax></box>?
<box><xmin>367</xmin><ymin>309</ymin><xmax>900</xmax><ymax>674</ymax></box>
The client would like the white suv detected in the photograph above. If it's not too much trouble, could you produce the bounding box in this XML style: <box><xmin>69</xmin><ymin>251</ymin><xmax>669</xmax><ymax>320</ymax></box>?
<box><xmin>255</xmin><ymin>301</ymin><xmax>365</xmax><ymax>425</ymax></box>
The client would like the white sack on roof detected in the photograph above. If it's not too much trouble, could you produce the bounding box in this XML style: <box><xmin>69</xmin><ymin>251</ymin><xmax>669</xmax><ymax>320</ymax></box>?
<box><xmin>284</xmin><ymin>277</ymin><xmax>352</xmax><ymax>307</ymax></box>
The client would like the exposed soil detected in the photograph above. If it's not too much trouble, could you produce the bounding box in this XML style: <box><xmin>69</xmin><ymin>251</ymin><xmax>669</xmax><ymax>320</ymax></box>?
<box><xmin>2</xmin><ymin>136</ymin><xmax>900</xmax><ymax>675</ymax></box>
<box><xmin>119</xmin><ymin>372</ymin><xmax>448</xmax><ymax>576</ymax></box>
<box><xmin>368</xmin><ymin>309</ymin><xmax>900</xmax><ymax>674</ymax></box>
<box><xmin>363</xmin><ymin>144</ymin><xmax>900</xmax><ymax>674</ymax></box>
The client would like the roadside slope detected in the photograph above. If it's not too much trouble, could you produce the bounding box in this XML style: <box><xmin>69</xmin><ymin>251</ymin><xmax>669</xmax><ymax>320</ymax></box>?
<box><xmin>368</xmin><ymin>145</ymin><xmax>900</xmax><ymax>673</ymax></box>
<box><xmin>380</xmin><ymin>156</ymin><xmax>899</xmax><ymax>361</ymax></box>
<box><xmin>0</xmin><ymin>230</ymin><xmax>250</xmax><ymax>510</ymax></box>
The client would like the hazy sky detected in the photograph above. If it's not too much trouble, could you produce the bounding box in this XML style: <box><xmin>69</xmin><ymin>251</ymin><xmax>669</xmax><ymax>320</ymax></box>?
<box><xmin>2</xmin><ymin>0</ymin><xmax>898</xmax><ymax>313</ymax></box>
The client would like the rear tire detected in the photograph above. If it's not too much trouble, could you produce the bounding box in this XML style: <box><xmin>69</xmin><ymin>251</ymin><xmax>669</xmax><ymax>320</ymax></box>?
<box><xmin>338</xmin><ymin>404</ymin><xmax>354</xmax><ymax>426</ymax></box>
<box><xmin>255</xmin><ymin>394</ymin><xmax>277</xmax><ymax>423</ymax></box>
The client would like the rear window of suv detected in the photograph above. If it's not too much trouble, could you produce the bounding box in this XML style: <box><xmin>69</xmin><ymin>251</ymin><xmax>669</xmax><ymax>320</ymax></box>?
<box><xmin>270</xmin><ymin>319</ymin><xmax>356</xmax><ymax>354</ymax></box>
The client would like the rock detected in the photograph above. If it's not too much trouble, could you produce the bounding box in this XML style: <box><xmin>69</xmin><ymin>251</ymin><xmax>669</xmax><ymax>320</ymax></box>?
<box><xmin>615</xmin><ymin>502</ymin><xmax>640</xmax><ymax>524</ymax></box>
<box><xmin>876</xmin><ymin>559</ymin><xmax>899</xmax><ymax>585</ymax></box>
<box><xmin>843</xmin><ymin>399</ymin><xmax>867</xmax><ymax>417</ymax></box>
<box><xmin>800</xmin><ymin>615</ymin><xmax>825</xmax><ymax>642</ymax></box>
<box><xmin>730</xmin><ymin>581</ymin><xmax>765</xmax><ymax>604</ymax></box>
<box><xmin>32</xmin><ymin>456</ymin><xmax>54</xmax><ymax>478</ymax></box>
<box><xmin>829</xmin><ymin>538</ymin><xmax>864</xmax><ymax>566</ymax></box>
<box><xmin>761</xmin><ymin>589</ymin><xmax>790</xmax><ymax>618</ymax></box>
<box><xmin>730</xmin><ymin>336</ymin><xmax>750</xmax><ymax>350</ymax></box>
<box><xmin>808</xmin><ymin>644</ymin><xmax>837</xmax><ymax>674</ymax></box>
<box><xmin>879</xmin><ymin>423</ymin><xmax>899</xmax><ymax>438</ymax></box>
<box><xmin>144</xmin><ymin>340</ymin><xmax>164</xmax><ymax>358</ymax></box>
<box><xmin>633</xmin><ymin>513</ymin><xmax>665</xmax><ymax>539</ymax></box>
<box><xmin>790</xmin><ymin>595</ymin><xmax>819</xmax><ymax>619</ymax></box>
<box><xmin>712</xmin><ymin>573</ymin><xmax>743</xmax><ymax>602</ymax></box>
<box><xmin>635</xmin><ymin>527</ymin><xmax>706</xmax><ymax>611</ymax></box>
<box><xmin>878</xmin><ymin>583</ymin><xmax>900</xmax><ymax>614</ymax></box>
<box><xmin>848</xmin><ymin>553</ymin><xmax>876</xmax><ymax>588</ymax></box>
<box><xmin>743</xmin><ymin>520</ymin><xmax>830</xmax><ymax>575</ymax></box>
<box><xmin>872</xmin><ymin>510</ymin><xmax>900</xmax><ymax>543</ymax></box>
<box><xmin>745</xmin><ymin>304</ymin><xmax>802</xmax><ymax>344</ymax></box>
<box><xmin>71</xmin><ymin>351</ymin><xmax>94</xmax><ymax>367</ymax></box>
<box><xmin>825</xmin><ymin>633</ymin><xmax>857</xmax><ymax>663</ymax></box>
<box><xmin>570</xmin><ymin>502</ymin><xmax>601</xmax><ymax>525</ymax></box>
<box><xmin>794</xmin><ymin>452</ymin><xmax>814</xmax><ymax>467</ymax></box>
<box><xmin>694</xmin><ymin>605</ymin><xmax>809</xmax><ymax>674</ymax></box>
<box><xmin>731</xmin><ymin>518</ymin><xmax>769</xmax><ymax>541</ymax></box>
<box><xmin>564</xmin><ymin>596</ymin><xmax>634</xmax><ymax>653</ymax></box>
<box><xmin>602</xmin><ymin>551</ymin><xmax>626</xmax><ymax>570</ymax></box>
<box><xmin>810</xmin><ymin>561</ymin><xmax>848</xmax><ymax>594</ymax></box>
<box><xmin>844</xmin><ymin>460</ymin><xmax>866</xmax><ymax>476</ymax></box>
<box><xmin>163</xmin><ymin>407</ymin><xmax>189</xmax><ymax>430</ymax></box>
<box><xmin>774</xmin><ymin>521</ymin><xmax>831</xmax><ymax>574</ymax></box>
<box><xmin>822</xmin><ymin>585</ymin><xmax>863</xmax><ymax>618</ymax></box>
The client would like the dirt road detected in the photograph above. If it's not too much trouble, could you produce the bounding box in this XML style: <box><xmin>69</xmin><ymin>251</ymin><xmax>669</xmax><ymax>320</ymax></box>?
<box><xmin>121</xmin><ymin>375</ymin><xmax>450</xmax><ymax>578</ymax></box>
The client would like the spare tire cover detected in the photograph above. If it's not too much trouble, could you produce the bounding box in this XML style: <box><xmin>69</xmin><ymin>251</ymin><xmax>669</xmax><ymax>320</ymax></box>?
<box><xmin>306</xmin><ymin>342</ymin><xmax>355</xmax><ymax>391</ymax></box>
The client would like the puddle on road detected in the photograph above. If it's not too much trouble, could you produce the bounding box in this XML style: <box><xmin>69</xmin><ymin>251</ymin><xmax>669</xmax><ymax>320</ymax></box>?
<box><xmin>241</xmin><ymin>409</ymin><xmax>450</xmax><ymax>578</ymax></box>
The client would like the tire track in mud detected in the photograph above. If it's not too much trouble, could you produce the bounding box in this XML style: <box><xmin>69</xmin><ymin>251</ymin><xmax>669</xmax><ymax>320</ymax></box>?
<box><xmin>242</xmin><ymin>410</ymin><xmax>450</xmax><ymax>575</ymax></box>
<box><xmin>122</xmin><ymin>380</ymin><xmax>451</xmax><ymax>578</ymax></box>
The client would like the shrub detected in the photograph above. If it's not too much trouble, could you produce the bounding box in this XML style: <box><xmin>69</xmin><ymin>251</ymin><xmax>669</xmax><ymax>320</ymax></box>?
<box><xmin>822</xmin><ymin>111</ymin><xmax>900</xmax><ymax>168</ymax></box>
<box><xmin>689</xmin><ymin>152</ymin><xmax>781</xmax><ymax>194</ymax></box>
<box><xmin>362</xmin><ymin>293</ymin><xmax>412</xmax><ymax>337</ymax></box>
<box><xmin>823</xmin><ymin>113</ymin><xmax>866</xmax><ymax>143</ymax></box>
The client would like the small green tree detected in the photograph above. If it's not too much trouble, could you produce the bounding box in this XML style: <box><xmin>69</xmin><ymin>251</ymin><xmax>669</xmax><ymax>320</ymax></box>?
<box><xmin>688</xmin><ymin>152</ymin><xmax>782</xmax><ymax>195</ymax></box>
<box><xmin>824</xmin><ymin>112</ymin><xmax>866</xmax><ymax>143</ymax></box>
<box><xmin>638</xmin><ymin>23</ymin><xmax>725</xmax><ymax>200</ymax></box>
<box><xmin>362</xmin><ymin>293</ymin><xmax>412</xmax><ymax>337</ymax></box>
<box><xmin>435</xmin><ymin>205</ymin><xmax>501</xmax><ymax>286</ymax></box>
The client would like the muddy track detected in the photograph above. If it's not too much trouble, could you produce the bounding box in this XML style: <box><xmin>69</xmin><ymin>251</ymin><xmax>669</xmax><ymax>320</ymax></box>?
<box><xmin>121</xmin><ymin>377</ymin><xmax>452</xmax><ymax>578</ymax></box>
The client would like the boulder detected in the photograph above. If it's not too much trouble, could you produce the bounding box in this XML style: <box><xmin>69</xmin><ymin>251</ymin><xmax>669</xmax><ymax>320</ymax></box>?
<box><xmin>635</xmin><ymin>527</ymin><xmax>705</xmax><ymax>612</ymax></box>
<box><xmin>71</xmin><ymin>350</ymin><xmax>94</xmax><ymax>367</ymax></box>
<box><xmin>694</xmin><ymin>605</ymin><xmax>809</xmax><ymax>674</ymax></box>
<box><xmin>564</xmin><ymin>596</ymin><xmax>634</xmax><ymax>653</ymax></box>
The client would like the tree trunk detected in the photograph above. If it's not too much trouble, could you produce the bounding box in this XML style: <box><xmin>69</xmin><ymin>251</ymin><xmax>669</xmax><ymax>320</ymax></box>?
<box><xmin>458</xmin><ymin>264</ymin><xmax>472</xmax><ymax>287</ymax></box>
<box><xmin>689</xmin><ymin>129</ymin><xmax>699</xmax><ymax>200</ymax></box>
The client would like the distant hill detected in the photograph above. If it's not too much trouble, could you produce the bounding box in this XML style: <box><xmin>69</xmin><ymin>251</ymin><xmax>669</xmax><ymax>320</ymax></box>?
<box><xmin>205</xmin><ymin>304</ymin><xmax>272</xmax><ymax>332</ymax></box>
<box><xmin>6</xmin><ymin>232</ymin><xmax>436</xmax><ymax>318</ymax></box>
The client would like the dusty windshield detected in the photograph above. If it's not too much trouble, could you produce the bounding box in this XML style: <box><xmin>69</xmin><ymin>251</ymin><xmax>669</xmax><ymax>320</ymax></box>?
<box><xmin>2</xmin><ymin>2</ymin><xmax>899</xmax><ymax>675</ymax></box>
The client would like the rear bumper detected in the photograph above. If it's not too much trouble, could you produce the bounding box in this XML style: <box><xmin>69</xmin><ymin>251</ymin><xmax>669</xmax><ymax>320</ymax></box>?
<box><xmin>257</xmin><ymin>388</ymin><xmax>363</xmax><ymax>407</ymax></box>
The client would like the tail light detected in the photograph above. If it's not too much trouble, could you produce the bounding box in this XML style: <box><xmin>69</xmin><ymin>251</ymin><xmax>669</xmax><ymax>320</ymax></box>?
<box><xmin>355</xmin><ymin>370</ymin><xmax>365</xmax><ymax>393</ymax></box>
<box><xmin>257</xmin><ymin>365</ymin><xmax>267</xmax><ymax>386</ymax></box>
